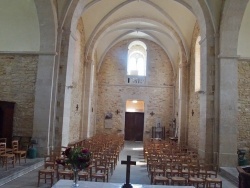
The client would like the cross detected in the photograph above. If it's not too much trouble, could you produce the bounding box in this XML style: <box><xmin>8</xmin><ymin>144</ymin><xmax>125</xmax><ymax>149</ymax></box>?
<box><xmin>121</xmin><ymin>155</ymin><xmax>136</xmax><ymax>188</ymax></box>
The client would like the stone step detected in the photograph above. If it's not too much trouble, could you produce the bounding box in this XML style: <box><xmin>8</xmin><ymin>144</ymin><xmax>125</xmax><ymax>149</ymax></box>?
<box><xmin>0</xmin><ymin>158</ymin><xmax>43</xmax><ymax>186</ymax></box>
<box><xmin>219</xmin><ymin>167</ymin><xmax>238</xmax><ymax>187</ymax></box>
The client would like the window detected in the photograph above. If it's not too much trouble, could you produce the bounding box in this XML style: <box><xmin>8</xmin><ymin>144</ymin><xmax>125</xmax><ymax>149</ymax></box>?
<box><xmin>195</xmin><ymin>36</ymin><xmax>201</xmax><ymax>92</ymax></box>
<box><xmin>127</xmin><ymin>41</ymin><xmax>147</xmax><ymax>76</ymax></box>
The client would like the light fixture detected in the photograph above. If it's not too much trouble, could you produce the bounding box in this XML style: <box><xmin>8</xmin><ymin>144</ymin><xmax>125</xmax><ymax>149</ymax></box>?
<box><xmin>132</xmin><ymin>100</ymin><xmax>138</xmax><ymax>103</ymax></box>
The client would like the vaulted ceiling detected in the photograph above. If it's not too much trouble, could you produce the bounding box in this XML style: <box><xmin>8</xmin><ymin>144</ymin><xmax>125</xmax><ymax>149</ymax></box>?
<box><xmin>80</xmin><ymin>0</ymin><xmax>198</xmax><ymax>71</ymax></box>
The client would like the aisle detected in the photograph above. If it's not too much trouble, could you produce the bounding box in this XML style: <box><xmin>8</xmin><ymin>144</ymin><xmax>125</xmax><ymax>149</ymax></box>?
<box><xmin>109</xmin><ymin>141</ymin><xmax>150</xmax><ymax>184</ymax></box>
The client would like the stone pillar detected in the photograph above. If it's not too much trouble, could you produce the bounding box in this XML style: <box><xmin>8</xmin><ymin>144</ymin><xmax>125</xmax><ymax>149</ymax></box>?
<box><xmin>81</xmin><ymin>59</ymin><xmax>93</xmax><ymax>138</ymax></box>
<box><xmin>33</xmin><ymin>0</ymin><xmax>57</xmax><ymax>156</ymax></box>
<box><xmin>198</xmin><ymin>36</ymin><xmax>215</xmax><ymax>163</ymax></box>
<box><xmin>218</xmin><ymin>56</ymin><xmax>238</xmax><ymax>166</ymax></box>
<box><xmin>33</xmin><ymin>54</ymin><xmax>56</xmax><ymax>156</ymax></box>
<box><xmin>178</xmin><ymin>63</ymin><xmax>189</xmax><ymax>145</ymax></box>
<box><xmin>60</xmin><ymin>30</ymin><xmax>77</xmax><ymax>147</ymax></box>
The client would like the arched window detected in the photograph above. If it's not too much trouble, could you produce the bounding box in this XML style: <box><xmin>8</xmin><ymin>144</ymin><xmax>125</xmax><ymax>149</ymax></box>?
<box><xmin>195</xmin><ymin>36</ymin><xmax>201</xmax><ymax>92</ymax></box>
<box><xmin>127</xmin><ymin>41</ymin><xmax>147</xmax><ymax>76</ymax></box>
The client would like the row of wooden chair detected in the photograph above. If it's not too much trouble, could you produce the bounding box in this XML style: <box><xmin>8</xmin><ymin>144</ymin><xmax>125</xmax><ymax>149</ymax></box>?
<box><xmin>144</xmin><ymin>138</ymin><xmax>222</xmax><ymax>188</ymax></box>
<box><xmin>37</xmin><ymin>133</ymin><xmax>124</xmax><ymax>187</ymax></box>
<box><xmin>0</xmin><ymin>139</ymin><xmax>27</xmax><ymax>170</ymax></box>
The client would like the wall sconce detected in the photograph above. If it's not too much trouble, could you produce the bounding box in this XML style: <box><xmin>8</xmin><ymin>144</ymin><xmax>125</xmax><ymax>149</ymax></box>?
<box><xmin>76</xmin><ymin>104</ymin><xmax>79</xmax><ymax>111</ymax></box>
<box><xmin>197</xmin><ymin>90</ymin><xmax>205</xmax><ymax>94</ymax></box>
<box><xmin>192</xmin><ymin>109</ymin><xmax>194</xmax><ymax>116</ymax></box>
<box><xmin>66</xmin><ymin>85</ymin><xmax>73</xmax><ymax>89</ymax></box>
<box><xmin>116</xmin><ymin>110</ymin><xmax>120</xmax><ymax>114</ymax></box>
<box><xmin>176</xmin><ymin>112</ymin><xmax>178</xmax><ymax>117</ymax></box>
<box><xmin>150</xmin><ymin>111</ymin><xmax>155</xmax><ymax>116</ymax></box>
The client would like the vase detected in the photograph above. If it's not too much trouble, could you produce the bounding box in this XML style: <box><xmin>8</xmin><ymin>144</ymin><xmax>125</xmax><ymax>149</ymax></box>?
<box><xmin>72</xmin><ymin>168</ymin><xmax>79</xmax><ymax>187</ymax></box>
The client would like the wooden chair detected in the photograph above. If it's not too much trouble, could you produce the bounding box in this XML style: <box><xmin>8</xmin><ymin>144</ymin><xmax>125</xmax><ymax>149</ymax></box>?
<box><xmin>187</xmin><ymin>163</ymin><xmax>206</xmax><ymax>188</ymax></box>
<box><xmin>153</xmin><ymin>162</ymin><xmax>169</xmax><ymax>185</ymax></box>
<box><xmin>90</xmin><ymin>157</ymin><xmax>109</xmax><ymax>182</ymax></box>
<box><xmin>78</xmin><ymin>169</ymin><xmax>89</xmax><ymax>181</ymax></box>
<box><xmin>170</xmin><ymin>161</ymin><xmax>187</xmax><ymax>186</ymax></box>
<box><xmin>44</xmin><ymin>154</ymin><xmax>57</xmax><ymax>169</ymax></box>
<box><xmin>12</xmin><ymin>140</ymin><xmax>27</xmax><ymax>165</ymax></box>
<box><xmin>0</xmin><ymin>142</ymin><xmax>15</xmax><ymax>170</ymax></box>
<box><xmin>57</xmin><ymin>164</ymin><xmax>73</xmax><ymax>180</ymax></box>
<box><xmin>38</xmin><ymin>154</ymin><xmax>57</xmax><ymax>187</ymax></box>
<box><xmin>150</xmin><ymin>160</ymin><xmax>165</xmax><ymax>184</ymax></box>
<box><xmin>37</xmin><ymin>167</ymin><xmax>55</xmax><ymax>187</ymax></box>
<box><xmin>205</xmin><ymin>164</ymin><xmax>222</xmax><ymax>188</ymax></box>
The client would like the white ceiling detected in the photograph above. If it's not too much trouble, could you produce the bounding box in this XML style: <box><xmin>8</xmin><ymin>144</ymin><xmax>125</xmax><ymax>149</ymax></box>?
<box><xmin>81</xmin><ymin>0</ymin><xmax>197</xmax><ymax>71</ymax></box>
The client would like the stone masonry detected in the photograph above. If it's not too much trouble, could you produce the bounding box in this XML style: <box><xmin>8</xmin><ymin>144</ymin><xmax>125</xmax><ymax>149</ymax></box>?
<box><xmin>238</xmin><ymin>60</ymin><xmax>250</xmax><ymax>160</ymax></box>
<box><xmin>187</xmin><ymin>23</ymin><xmax>200</xmax><ymax>150</ymax></box>
<box><xmin>69</xmin><ymin>19</ymin><xmax>86</xmax><ymax>143</ymax></box>
<box><xmin>0</xmin><ymin>54</ymin><xmax>38</xmax><ymax>137</ymax></box>
<box><xmin>96</xmin><ymin>39</ymin><xmax>174</xmax><ymax>137</ymax></box>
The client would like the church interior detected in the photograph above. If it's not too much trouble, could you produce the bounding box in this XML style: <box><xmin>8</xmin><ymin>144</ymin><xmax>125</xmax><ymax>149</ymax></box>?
<box><xmin>0</xmin><ymin>0</ymin><xmax>250</xmax><ymax>187</ymax></box>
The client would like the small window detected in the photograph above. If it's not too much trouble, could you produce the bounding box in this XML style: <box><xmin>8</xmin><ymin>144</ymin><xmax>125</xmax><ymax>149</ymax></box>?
<box><xmin>127</xmin><ymin>41</ymin><xmax>147</xmax><ymax>76</ymax></box>
<box><xmin>195</xmin><ymin>36</ymin><xmax>201</xmax><ymax>92</ymax></box>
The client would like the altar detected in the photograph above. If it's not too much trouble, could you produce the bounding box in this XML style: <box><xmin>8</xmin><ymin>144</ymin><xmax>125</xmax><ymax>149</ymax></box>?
<box><xmin>52</xmin><ymin>180</ymin><xmax>194</xmax><ymax>188</ymax></box>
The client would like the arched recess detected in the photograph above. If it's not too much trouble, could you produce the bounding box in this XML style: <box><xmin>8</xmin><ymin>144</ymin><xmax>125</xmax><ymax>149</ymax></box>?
<box><xmin>45</xmin><ymin>0</ymin><xmax>217</xmax><ymax>162</ymax></box>
<box><xmin>33</xmin><ymin>0</ymin><xmax>58</xmax><ymax>155</ymax></box>
<box><xmin>219</xmin><ymin>0</ymin><xmax>249</xmax><ymax>166</ymax></box>
<box><xmin>173</xmin><ymin>0</ymin><xmax>218</xmax><ymax>166</ymax></box>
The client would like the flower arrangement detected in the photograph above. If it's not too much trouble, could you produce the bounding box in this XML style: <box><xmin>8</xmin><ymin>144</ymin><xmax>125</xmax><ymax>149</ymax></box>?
<box><xmin>56</xmin><ymin>147</ymin><xmax>92</xmax><ymax>170</ymax></box>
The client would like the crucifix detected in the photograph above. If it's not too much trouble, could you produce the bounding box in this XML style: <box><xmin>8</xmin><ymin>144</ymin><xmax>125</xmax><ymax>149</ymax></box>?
<box><xmin>121</xmin><ymin>155</ymin><xmax>136</xmax><ymax>188</ymax></box>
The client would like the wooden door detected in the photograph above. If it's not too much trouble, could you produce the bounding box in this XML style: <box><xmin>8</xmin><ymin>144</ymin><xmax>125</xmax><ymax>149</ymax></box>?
<box><xmin>0</xmin><ymin>101</ymin><xmax>15</xmax><ymax>147</ymax></box>
<box><xmin>125</xmin><ymin>112</ymin><xmax>144</xmax><ymax>141</ymax></box>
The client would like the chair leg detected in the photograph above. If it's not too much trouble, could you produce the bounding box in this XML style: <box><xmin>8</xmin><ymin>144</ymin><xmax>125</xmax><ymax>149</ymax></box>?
<box><xmin>18</xmin><ymin>154</ymin><xmax>21</xmax><ymax>165</ymax></box>
<box><xmin>37</xmin><ymin>172</ymin><xmax>40</xmax><ymax>187</ymax></box>
<box><xmin>51</xmin><ymin>172</ymin><xmax>54</xmax><ymax>187</ymax></box>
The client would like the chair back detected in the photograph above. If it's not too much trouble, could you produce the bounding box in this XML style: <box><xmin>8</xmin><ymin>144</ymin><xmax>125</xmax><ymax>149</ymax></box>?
<box><xmin>0</xmin><ymin>138</ymin><xmax>7</xmax><ymax>143</ymax></box>
<box><xmin>12</xmin><ymin>140</ymin><xmax>19</xmax><ymax>152</ymax></box>
<box><xmin>0</xmin><ymin>142</ymin><xmax>7</xmax><ymax>154</ymax></box>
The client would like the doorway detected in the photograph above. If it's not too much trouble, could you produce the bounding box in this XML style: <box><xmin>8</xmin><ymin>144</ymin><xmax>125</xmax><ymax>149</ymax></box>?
<box><xmin>0</xmin><ymin>101</ymin><xmax>15</xmax><ymax>147</ymax></box>
<box><xmin>124</xmin><ymin>100</ymin><xmax>144</xmax><ymax>141</ymax></box>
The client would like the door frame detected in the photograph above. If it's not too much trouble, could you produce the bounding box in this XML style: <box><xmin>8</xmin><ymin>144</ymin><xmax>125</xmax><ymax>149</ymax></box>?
<box><xmin>121</xmin><ymin>96</ymin><xmax>148</xmax><ymax>141</ymax></box>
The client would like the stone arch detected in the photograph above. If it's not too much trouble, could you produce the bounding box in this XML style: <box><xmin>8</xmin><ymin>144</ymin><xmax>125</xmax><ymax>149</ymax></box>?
<box><xmin>44</xmin><ymin>0</ymin><xmax>217</xmax><ymax>158</ymax></box>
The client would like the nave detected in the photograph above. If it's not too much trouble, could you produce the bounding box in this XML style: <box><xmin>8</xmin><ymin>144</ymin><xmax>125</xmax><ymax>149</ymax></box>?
<box><xmin>0</xmin><ymin>141</ymin><xmax>236</xmax><ymax>188</ymax></box>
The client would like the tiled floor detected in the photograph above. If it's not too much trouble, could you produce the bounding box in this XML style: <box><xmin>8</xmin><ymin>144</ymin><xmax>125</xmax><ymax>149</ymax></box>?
<box><xmin>0</xmin><ymin>141</ymin><xmax>237</xmax><ymax>187</ymax></box>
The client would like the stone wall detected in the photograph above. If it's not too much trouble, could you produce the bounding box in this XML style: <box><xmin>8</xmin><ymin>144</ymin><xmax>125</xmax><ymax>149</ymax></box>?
<box><xmin>187</xmin><ymin>22</ymin><xmax>200</xmax><ymax>150</ymax></box>
<box><xmin>69</xmin><ymin>19</ymin><xmax>85</xmax><ymax>142</ymax></box>
<box><xmin>96</xmin><ymin>39</ymin><xmax>174</xmax><ymax>138</ymax></box>
<box><xmin>0</xmin><ymin>54</ymin><xmax>38</xmax><ymax>137</ymax></box>
<box><xmin>238</xmin><ymin>60</ymin><xmax>250</xmax><ymax>151</ymax></box>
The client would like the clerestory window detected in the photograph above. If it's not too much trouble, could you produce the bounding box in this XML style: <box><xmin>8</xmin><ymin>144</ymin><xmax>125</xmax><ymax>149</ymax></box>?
<box><xmin>127</xmin><ymin>41</ymin><xmax>147</xmax><ymax>76</ymax></box>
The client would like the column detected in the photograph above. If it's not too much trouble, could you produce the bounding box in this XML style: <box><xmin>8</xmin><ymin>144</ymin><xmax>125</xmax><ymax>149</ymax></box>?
<box><xmin>218</xmin><ymin>56</ymin><xmax>238</xmax><ymax>166</ymax></box>
<box><xmin>178</xmin><ymin>63</ymin><xmax>189</xmax><ymax>145</ymax></box>
<box><xmin>32</xmin><ymin>54</ymin><xmax>56</xmax><ymax>156</ymax></box>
